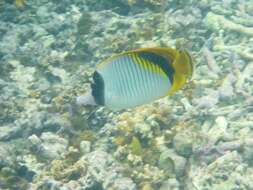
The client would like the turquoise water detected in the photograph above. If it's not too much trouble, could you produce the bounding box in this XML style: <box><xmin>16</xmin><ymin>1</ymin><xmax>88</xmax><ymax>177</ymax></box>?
<box><xmin>0</xmin><ymin>0</ymin><xmax>253</xmax><ymax>189</ymax></box>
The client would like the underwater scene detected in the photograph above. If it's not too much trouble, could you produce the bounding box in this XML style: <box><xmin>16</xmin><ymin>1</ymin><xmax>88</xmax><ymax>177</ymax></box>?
<box><xmin>0</xmin><ymin>0</ymin><xmax>253</xmax><ymax>189</ymax></box>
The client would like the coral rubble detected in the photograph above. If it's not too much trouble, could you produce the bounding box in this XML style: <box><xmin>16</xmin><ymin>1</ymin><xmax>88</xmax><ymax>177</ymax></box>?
<box><xmin>0</xmin><ymin>0</ymin><xmax>253</xmax><ymax>189</ymax></box>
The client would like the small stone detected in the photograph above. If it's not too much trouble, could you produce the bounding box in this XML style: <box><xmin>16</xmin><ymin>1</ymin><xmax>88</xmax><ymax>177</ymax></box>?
<box><xmin>0</xmin><ymin>125</ymin><xmax>22</xmax><ymax>141</ymax></box>
<box><xmin>113</xmin><ymin>177</ymin><xmax>137</xmax><ymax>190</ymax></box>
<box><xmin>173</xmin><ymin>132</ymin><xmax>193</xmax><ymax>157</ymax></box>
<box><xmin>218</xmin><ymin>74</ymin><xmax>236</xmax><ymax>100</ymax></box>
<box><xmin>158</xmin><ymin>150</ymin><xmax>175</xmax><ymax>176</ymax></box>
<box><xmin>208</xmin><ymin>116</ymin><xmax>228</xmax><ymax>143</ymax></box>
<box><xmin>1</xmin><ymin>167</ymin><xmax>16</xmax><ymax>176</ymax></box>
<box><xmin>16</xmin><ymin>164</ymin><xmax>36</xmax><ymax>182</ymax></box>
<box><xmin>83</xmin><ymin>150</ymin><xmax>136</xmax><ymax>189</ymax></box>
<box><xmin>242</xmin><ymin>145</ymin><xmax>253</xmax><ymax>166</ymax></box>
<box><xmin>215</xmin><ymin>116</ymin><xmax>228</xmax><ymax>128</ymax></box>
<box><xmin>134</xmin><ymin>123</ymin><xmax>152</xmax><ymax>139</ymax></box>
<box><xmin>65</xmin><ymin>180</ymin><xmax>82</xmax><ymax>190</ymax></box>
<box><xmin>216</xmin><ymin>140</ymin><xmax>242</xmax><ymax>153</ymax></box>
<box><xmin>80</xmin><ymin>141</ymin><xmax>91</xmax><ymax>154</ymax></box>
<box><xmin>33</xmin><ymin>132</ymin><xmax>68</xmax><ymax>161</ymax></box>
<box><xmin>159</xmin><ymin>178</ymin><xmax>180</xmax><ymax>190</ymax></box>
<box><xmin>158</xmin><ymin>149</ymin><xmax>187</xmax><ymax>178</ymax></box>
<box><xmin>0</xmin><ymin>79</ymin><xmax>7</xmax><ymax>89</ymax></box>
<box><xmin>28</xmin><ymin>134</ymin><xmax>41</xmax><ymax>145</ymax></box>
<box><xmin>193</xmin><ymin>89</ymin><xmax>219</xmax><ymax>109</ymax></box>
<box><xmin>141</xmin><ymin>183</ymin><xmax>153</xmax><ymax>190</ymax></box>
<box><xmin>40</xmin><ymin>94</ymin><xmax>52</xmax><ymax>104</ymax></box>
<box><xmin>37</xmin><ymin>179</ymin><xmax>63</xmax><ymax>190</ymax></box>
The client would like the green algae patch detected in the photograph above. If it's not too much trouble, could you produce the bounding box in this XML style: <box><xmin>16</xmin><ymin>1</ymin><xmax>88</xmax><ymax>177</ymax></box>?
<box><xmin>129</xmin><ymin>136</ymin><xmax>142</xmax><ymax>156</ymax></box>
<box><xmin>70</xmin><ymin>114</ymin><xmax>89</xmax><ymax>131</ymax></box>
<box><xmin>50</xmin><ymin>159</ymin><xmax>84</xmax><ymax>181</ymax></box>
<box><xmin>69</xmin><ymin>129</ymin><xmax>95</xmax><ymax>154</ymax></box>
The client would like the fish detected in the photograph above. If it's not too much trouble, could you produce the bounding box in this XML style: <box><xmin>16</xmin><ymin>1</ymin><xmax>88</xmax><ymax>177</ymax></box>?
<box><xmin>76</xmin><ymin>47</ymin><xmax>193</xmax><ymax>110</ymax></box>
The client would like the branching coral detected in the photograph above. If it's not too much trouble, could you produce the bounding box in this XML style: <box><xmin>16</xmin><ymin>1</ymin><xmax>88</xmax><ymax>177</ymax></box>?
<box><xmin>206</xmin><ymin>12</ymin><xmax>253</xmax><ymax>37</ymax></box>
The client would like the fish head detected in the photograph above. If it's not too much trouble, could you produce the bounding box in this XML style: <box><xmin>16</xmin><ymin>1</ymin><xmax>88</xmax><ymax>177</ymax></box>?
<box><xmin>174</xmin><ymin>50</ymin><xmax>193</xmax><ymax>81</ymax></box>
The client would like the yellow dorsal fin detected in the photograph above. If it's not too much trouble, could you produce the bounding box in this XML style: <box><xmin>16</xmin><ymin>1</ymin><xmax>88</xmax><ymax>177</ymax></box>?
<box><xmin>129</xmin><ymin>47</ymin><xmax>177</xmax><ymax>63</ymax></box>
<box><xmin>96</xmin><ymin>47</ymin><xmax>178</xmax><ymax>69</ymax></box>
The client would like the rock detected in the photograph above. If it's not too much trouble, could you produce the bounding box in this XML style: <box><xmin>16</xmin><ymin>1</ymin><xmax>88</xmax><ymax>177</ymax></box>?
<box><xmin>64</xmin><ymin>180</ymin><xmax>82</xmax><ymax>190</ymax></box>
<box><xmin>29</xmin><ymin>132</ymin><xmax>68</xmax><ymax>161</ymax></box>
<box><xmin>158</xmin><ymin>149</ymin><xmax>187</xmax><ymax>178</ymax></box>
<box><xmin>218</xmin><ymin>74</ymin><xmax>236</xmax><ymax>100</ymax></box>
<box><xmin>173</xmin><ymin>132</ymin><xmax>193</xmax><ymax>158</ymax></box>
<box><xmin>1</xmin><ymin>166</ymin><xmax>16</xmax><ymax>176</ymax></box>
<box><xmin>188</xmin><ymin>151</ymin><xmax>244</xmax><ymax>190</ymax></box>
<box><xmin>0</xmin><ymin>125</ymin><xmax>22</xmax><ymax>141</ymax></box>
<box><xmin>202</xmin><ymin>46</ymin><xmax>221</xmax><ymax>74</ymax></box>
<box><xmin>215</xmin><ymin>116</ymin><xmax>228</xmax><ymax>128</ymax></box>
<box><xmin>83</xmin><ymin>150</ymin><xmax>137</xmax><ymax>190</ymax></box>
<box><xmin>36</xmin><ymin>179</ymin><xmax>64</xmax><ymax>190</ymax></box>
<box><xmin>0</xmin><ymin>144</ymin><xmax>12</xmax><ymax>168</ymax></box>
<box><xmin>216</xmin><ymin>140</ymin><xmax>242</xmax><ymax>153</ymax></box>
<box><xmin>77</xmin><ymin>12</ymin><xmax>93</xmax><ymax>35</ymax></box>
<box><xmin>47</xmin><ymin>66</ymin><xmax>69</xmax><ymax>84</ymax></box>
<box><xmin>28</xmin><ymin>134</ymin><xmax>41</xmax><ymax>145</ymax></box>
<box><xmin>0</xmin><ymin>79</ymin><xmax>7</xmax><ymax>89</ymax></box>
<box><xmin>43</xmin><ymin>114</ymin><xmax>71</xmax><ymax>133</ymax></box>
<box><xmin>158</xmin><ymin>150</ymin><xmax>175</xmax><ymax>176</ymax></box>
<box><xmin>36</xmin><ymin>5</ymin><xmax>50</xmax><ymax>22</ymax></box>
<box><xmin>21</xmin><ymin>154</ymin><xmax>44</xmax><ymax>181</ymax></box>
<box><xmin>113</xmin><ymin>177</ymin><xmax>137</xmax><ymax>190</ymax></box>
<box><xmin>180</xmin><ymin>97</ymin><xmax>194</xmax><ymax>112</ymax></box>
<box><xmin>192</xmin><ymin>89</ymin><xmax>219</xmax><ymax>109</ymax></box>
<box><xmin>80</xmin><ymin>140</ymin><xmax>91</xmax><ymax>154</ymax></box>
<box><xmin>16</xmin><ymin>164</ymin><xmax>36</xmax><ymax>182</ymax></box>
<box><xmin>242</xmin><ymin>145</ymin><xmax>253</xmax><ymax>166</ymax></box>
<box><xmin>207</xmin><ymin>116</ymin><xmax>228</xmax><ymax>144</ymax></box>
<box><xmin>159</xmin><ymin>178</ymin><xmax>180</xmax><ymax>190</ymax></box>
<box><xmin>134</xmin><ymin>123</ymin><xmax>153</xmax><ymax>139</ymax></box>
<box><xmin>79</xmin><ymin>172</ymin><xmax>103</xmax><ymax>190</ymax></box>
<box><xmin>0</xmin><ymin>29</ymin><xmax>20</xmax><ymax>56</ymax></box>
<box><xmin>84</xmin><ymin>0</ymin><xmax>130</xmax><ymax>15</ymax></box>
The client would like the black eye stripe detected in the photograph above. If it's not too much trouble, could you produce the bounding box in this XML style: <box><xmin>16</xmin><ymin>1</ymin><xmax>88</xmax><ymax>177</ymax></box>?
<box><xmin>91</xmin><ymin>71</ymin><xmax>105</xmax><ymax>105</ymax></box>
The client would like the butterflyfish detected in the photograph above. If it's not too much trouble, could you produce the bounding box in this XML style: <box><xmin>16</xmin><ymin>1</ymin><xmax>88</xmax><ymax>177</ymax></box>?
<box><xmin>76</xmin><ymin>47</ymin><xmax>193</xmax><ymax>110</ymax></box>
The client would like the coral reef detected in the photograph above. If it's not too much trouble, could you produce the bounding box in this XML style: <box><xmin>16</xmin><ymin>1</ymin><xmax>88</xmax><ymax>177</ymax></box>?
<box><xmin>0</xmin><ymin>0</ymin><xmax>253</xmax><ymax>189</ymax></box>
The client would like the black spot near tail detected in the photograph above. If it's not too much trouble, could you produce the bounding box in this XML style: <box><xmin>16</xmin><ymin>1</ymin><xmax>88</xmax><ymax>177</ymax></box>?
<box><xmin>91</xmin><ymin>71</ymin><xmax>105</xmax><ymax>105</ymax></box>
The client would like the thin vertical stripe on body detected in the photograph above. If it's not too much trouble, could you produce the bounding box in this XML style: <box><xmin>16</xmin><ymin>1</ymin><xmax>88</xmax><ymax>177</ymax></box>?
<box><xmin>117</xmin><ymin>59</ymin><xmax>125</xmax><ymax>97</ymax></box>
<box><xmin>125</xmin><ymin>56</ymin><xmax>136</xmax><ymax>97</ymax></box>
<box><xmin>131</xmin><ymin>54</ymin><xmax>145</xmax><ymax>98</ymax></box>
<box><xmin>112</xmin><ymin>59</ymin><xmax>123</xmax><ymax>97</ymax></box>
<box><xmin>140</xmin><ymin>57</ymin><xmax>150</xmax><ymax>96</ymax></box>
<box><xmin>97</xmin><ymin>52</ymin><xmax>173</xmax><ymax>109</ymax></box>
<box><xmin>132</xmin><ymin>54</ymin><xmax>148</xmax><ymax>98</ymax></box>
